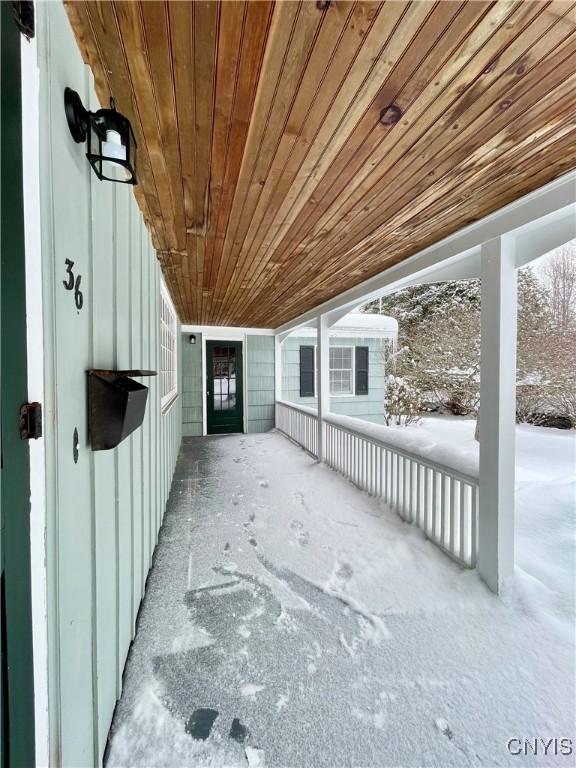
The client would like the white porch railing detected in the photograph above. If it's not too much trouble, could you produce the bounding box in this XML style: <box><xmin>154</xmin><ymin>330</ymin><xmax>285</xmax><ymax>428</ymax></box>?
<box><xmin>276</xmin><ymin>400</ymin><xmax>478</xmax><ymax>569</ymax></box>
<box><xmin>275</xmin><ymin>399</ymin><xmax>318</xmax><ymax>457</ymax></box>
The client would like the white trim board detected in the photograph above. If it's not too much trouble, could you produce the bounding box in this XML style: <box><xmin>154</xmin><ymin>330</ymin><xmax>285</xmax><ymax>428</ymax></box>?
<box><xmin>21</xmin><ymin>32</ymin><xmax>50</xmax><ymax>768</ymax></box>
<box><xmin>275</xmin><ymin>171</ymin><xmax>576</xmax><ymax>335</ymax></box>
<box><xmin>292</xmin><ymin>326</ymin><xmax>396</xmax><ymax>340</ymax></box>
<box><xmin>182</xmin><ymin>324</ymin><xmax>274</xmax><ymax>337</ymax></box>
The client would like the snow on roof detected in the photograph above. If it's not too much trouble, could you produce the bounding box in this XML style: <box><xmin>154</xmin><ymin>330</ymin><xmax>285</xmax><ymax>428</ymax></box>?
<box><xmin>294</xmin><ymin>311</ymin><xmax>398</xmax><ymax>339</ymax></box>
<box><xmin>333</xmin><ymin>311</ymin><xmax>398</xmax><ymax>335</ymax></box>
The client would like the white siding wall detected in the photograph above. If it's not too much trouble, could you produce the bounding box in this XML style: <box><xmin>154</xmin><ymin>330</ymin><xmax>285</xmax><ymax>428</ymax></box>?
<box><xmin>37</xmin><ymin>4</ymin><xmax>181</xmax><ymax>765</ymax></box>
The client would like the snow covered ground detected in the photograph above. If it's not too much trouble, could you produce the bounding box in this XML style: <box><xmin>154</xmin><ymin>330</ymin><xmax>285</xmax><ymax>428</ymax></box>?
<box><xmin>107</xmin><ymin>425</ymin><xmax>575</xmax><ymax>768</ymax></box>
<box><xmin>408</xmin><ymin>416</ymin><xmax>575</xmax><ymax>628</ymax></box>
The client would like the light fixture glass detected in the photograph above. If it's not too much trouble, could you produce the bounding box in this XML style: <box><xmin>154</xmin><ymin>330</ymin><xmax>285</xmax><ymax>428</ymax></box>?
<box><xmin>64</xmin><ymin>88</ymin><xmax>137</xmax><ymax>185</ymax></box>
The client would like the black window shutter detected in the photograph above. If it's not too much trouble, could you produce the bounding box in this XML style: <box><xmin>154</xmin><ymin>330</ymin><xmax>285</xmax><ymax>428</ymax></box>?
<box><xmin>300</xmin><ymin>346</ymin><xmax>315</xmax><ymax>397</ymax></box>
<box><xmin>355</xmin><ymin>346</ymin><xmax>369</xmax><ymax>395</ymax></box>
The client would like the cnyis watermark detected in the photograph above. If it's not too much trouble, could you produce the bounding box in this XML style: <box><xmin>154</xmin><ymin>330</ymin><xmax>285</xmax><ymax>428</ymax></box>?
<box><xmin>507</xmin><ymin>738</ymin><xmax>573</xmax><ymax>757</ymax></box>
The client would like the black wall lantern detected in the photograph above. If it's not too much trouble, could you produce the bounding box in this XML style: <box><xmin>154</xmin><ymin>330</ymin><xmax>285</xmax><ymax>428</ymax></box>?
<box><xmin>64</xmin><ymin>87</ymin><xmax>137</xmax><ymax>185</ymax></box>
<box><xmin>189</xmin><ymin>334</ymin><xmax>197</xmax><ymax>345</ymax></box>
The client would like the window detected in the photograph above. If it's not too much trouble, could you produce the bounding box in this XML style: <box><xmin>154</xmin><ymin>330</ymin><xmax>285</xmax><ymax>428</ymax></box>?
<box><xmin>298</xmin><ymin>344</ymin><xmax>369</xmax><ymax>397</ymax></box>
<box><xmin>160</xmin><ymin>280</ymin><xmax>178</xmax><ymax>408</ymax></box>
<box><xmin>329</xmin><ymin>347</ymin><xmax>354</xmax><ymax>395</ymax></box>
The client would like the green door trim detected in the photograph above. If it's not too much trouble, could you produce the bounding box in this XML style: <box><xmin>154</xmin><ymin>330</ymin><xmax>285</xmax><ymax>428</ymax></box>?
<box><xmin>206</xmin><ymin>340</ymin><xmax>244</xmax><ymax>435</ymax></box>
<box><xmin>1</xmin><ymin>3</ymin><xmax>37</xmax><ymax>765</ymax></box>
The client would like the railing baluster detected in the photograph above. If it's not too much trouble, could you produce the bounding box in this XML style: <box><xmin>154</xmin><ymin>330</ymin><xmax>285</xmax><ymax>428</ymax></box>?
<box><xmin>470</xmin><ymin>485</ymin><xmax>478</xmax><ymax>568</ymax></box>
<box><xmin>275</xmin><ymin>402</ymin><xmax>478</xmax><ymax>569</ymax></box>
<box><xmin>369</xmin><ymin>442</ymin><xmax>373</xmax><ymax>493</ymax></box>
<box><xmin>430</xmin><ymin>470</ymin><xmax>435</xmax><ymax>537</ymax></box>
<box><xmin>402</xmin><ymin>456</ymin><xmax>407</xmax><ymax>515</ymax></box>
<box><xmin>459</xmin><ymin>481</ymin><xmax>466</xmax><ymax>561</ymax></box>
<box><xmin>404</xmin><ymin>457</ymin><xmax>409</xmax><ymax>520</ymax></box>
<box><xmin>449</xmin><ymin>477</ymin><xmax>455</xmax><ymax>554</ymax></box>
<box><xmin>407</xmin><ymin>459</ymin><xmax>413</xmax><ymax>522</ymax></box>
<box><xmin>386</xmin><ymin>449</ymin><xmax>391</xmax><ymax>504</ymax></box>
<box><xmin>440</xmin><ymin>473</ymin><xmax>446</xmax><ymax>546</ymax></box>
<box><xmin>416</xmin><ymin>463</ymin><xmax>421</xmax><ymax>527</ymax></box>
<box><xmin>366</xmin><ymin>440</ymin><xmax>370</xmax><ymax>492</ymax></box>
<box><xmin>424</xmin><ymin>468</ymin><xmax>430</xmax><ymax>534</ymax></box>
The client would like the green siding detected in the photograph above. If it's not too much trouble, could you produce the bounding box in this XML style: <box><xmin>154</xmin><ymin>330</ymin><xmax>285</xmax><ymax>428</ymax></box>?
<box><xmin>282</xmin><ymin>335</ymin><xmax>386</xmax><ymax>424</ymax></box>
<box><xmin>247</xmin><ymin>335</ymin><xmax>275</xmax><ymax>433</ymax></box>
<box><xmin>181</xmin><ymin>334</ymin><xmax>203</xmax><ymax>436</ymax></box>
<box><xmin>180</xmin><ymin>334</ymin><xmax>276</xmax><ymax>435</ymax></box>
<box><xmin>38</xmin><ymin>5</ymin><xmax>182</xmax><ymax>765</ymax></box>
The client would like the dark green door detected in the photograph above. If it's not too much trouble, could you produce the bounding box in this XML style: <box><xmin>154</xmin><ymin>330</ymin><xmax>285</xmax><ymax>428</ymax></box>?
<box><xmin>1</xmin><ymin>3</ymin><xmax>36</xmax><ymax>765</ymax></box>
<box><xmin>206</xmin><ymin>341</ymin><xmax>244</xmax><ymax>434</ymax></box>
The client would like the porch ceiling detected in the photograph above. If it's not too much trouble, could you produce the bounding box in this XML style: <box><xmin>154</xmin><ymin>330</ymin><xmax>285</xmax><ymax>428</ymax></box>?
<box><xmin>65</xmin><ymin>1</ymin><xmax>576</xmax><ymax>327</ymax></box>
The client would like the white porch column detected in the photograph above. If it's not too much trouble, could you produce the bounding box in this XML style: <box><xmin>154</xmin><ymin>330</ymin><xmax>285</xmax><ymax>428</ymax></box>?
<box><xmin>274</xmin><ymin>334</ymin><xmax>282</xmax><ymax>406</ymax></box>
<box><xmin>478</xmin><ymin>235</ymin><xmax>517</xmax><ymax>593</ymax></box>
<box><xmin>316</xmin><ymin>314</ymin><xmax>329</xmax><ymax>461</ymax></box>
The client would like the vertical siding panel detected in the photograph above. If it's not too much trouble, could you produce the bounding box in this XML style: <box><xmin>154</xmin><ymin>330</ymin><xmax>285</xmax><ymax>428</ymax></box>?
<box><xmin>114</xmin><ymin>185</ymin><xmax>133</xmax><ymax>696</ymax></box>
<box><xmin>89</xmin><ymin>94</ymin><xmax>118</xmax><ymax>761</ymax></box>
<box><xmin>127</xmin><ymin>197</ymin><xmax>135</xmax><ymax>634</ymax></box>
<box><xmin>44</xmin><ymin>15</ymin><xmax>96</xmax><ymax>762</ymax></box>
<box><xmin>155</xmin><ymin>262</ymin><xmax>160</xmax><ymax>534</ymax></box>
<box><xmin>154</xmin><ymin>271</ymin><xmax>160</xmax><ymax>524</ymax></box>
<box><xmin>130</xmin><ymin>200</ymin><xmax>143</xmax><ymax>616</ymax></box>
<box><xmin>151</xmin><ymin>250</ymin><xmax>156</xmax><ymax>546</ymax></box>
<box><xmin>140</xmin><ymin>214</ymin><xmax>150</xmax><ymax>579</ymax></box>
<box><xmin>147</xmin><ymin>241</ymin><xmax>156</xmax><ymax>552</ymax></box>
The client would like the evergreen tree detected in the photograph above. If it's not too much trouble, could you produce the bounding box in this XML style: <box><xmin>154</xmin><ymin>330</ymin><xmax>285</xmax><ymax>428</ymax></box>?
<box><xmin>363</xmin><ymin>265</ymin><xmax>574</xmax><ymax>426</ymax></box>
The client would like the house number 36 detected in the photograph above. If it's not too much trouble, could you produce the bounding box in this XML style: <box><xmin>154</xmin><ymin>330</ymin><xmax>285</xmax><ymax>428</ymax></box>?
<box><xmin>63</xmin><ymin>258</ymin><xmax>84</xmax><ymax>311</ymax></box>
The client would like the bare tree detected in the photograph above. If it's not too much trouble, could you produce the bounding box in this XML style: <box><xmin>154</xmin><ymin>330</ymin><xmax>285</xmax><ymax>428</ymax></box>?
<box><xmin>541</xmin><ymin>241</ymin><xmax>576</xmax><ymax>332</ymax></box>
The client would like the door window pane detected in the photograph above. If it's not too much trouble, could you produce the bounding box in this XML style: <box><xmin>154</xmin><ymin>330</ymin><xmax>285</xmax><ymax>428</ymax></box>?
<box><xmin>212</xmin><ymin>346</ymin><xmax>237</xmax><ymax>411</ymax></box>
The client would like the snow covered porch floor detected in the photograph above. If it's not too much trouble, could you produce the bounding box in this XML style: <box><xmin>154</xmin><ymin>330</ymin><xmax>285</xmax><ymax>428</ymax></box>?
<box><xmin>107</xmin><ymin>431</ymin><xmax>574</xmax><ymax>768</ymax></box>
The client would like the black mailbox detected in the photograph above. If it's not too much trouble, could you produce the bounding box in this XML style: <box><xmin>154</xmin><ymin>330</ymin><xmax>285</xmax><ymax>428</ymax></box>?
<box><xmin>87</xmin><ymin>369</ymin><xmax>157</xmax><ymax>450</ymax></box>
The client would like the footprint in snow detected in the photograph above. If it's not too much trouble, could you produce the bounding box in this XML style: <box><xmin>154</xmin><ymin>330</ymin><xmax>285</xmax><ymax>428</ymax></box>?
<box><xmin>185</xmin><ymin>708</ymin><xmax>218</xmax><ymax>740</ymax></box>
<box><xmin>184</xmin><ymin>709</ymin><xmax>253</xmax><ymax>748</ymax></box>
<box><xmin>258</xmin><ymin>479</ymin><xmax>269</xmax><ymax>488</ymax></box>
<box><xmin>290</xmin><ymin>519</ymin><xmax>304</xmax><ymax>531</ymax></box>
<box><xmin>297</xmin><ymin>530</ymin><xmax>310</xmax><ymax>547</ymax></box>
<box><xmin>434</xmin><ymin>718</ymin><xmax>454</xmax><ymax>740</ymax></box>
<box><xmin>229</xmin><ymin>717</ymin><xmax>249</xmax><ymax>744</ymax></box>
<box><xmin>336</xmin><ymin>562</ymin><xmax>353</xmax><ymax>580</ymax></box>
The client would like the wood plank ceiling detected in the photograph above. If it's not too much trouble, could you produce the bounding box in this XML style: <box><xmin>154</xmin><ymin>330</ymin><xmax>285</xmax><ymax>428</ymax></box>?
<box><xmin>65</xmin><ymin>1</ymin><xmax>576</xmax><ymax>328</ymax></box>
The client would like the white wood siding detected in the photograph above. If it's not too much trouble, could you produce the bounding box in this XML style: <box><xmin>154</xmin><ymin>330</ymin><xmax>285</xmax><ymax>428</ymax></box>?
<box><xmin>37</xmin><ymin>4</ymin><xmax>182</xmax><ymax>765</ymax></box>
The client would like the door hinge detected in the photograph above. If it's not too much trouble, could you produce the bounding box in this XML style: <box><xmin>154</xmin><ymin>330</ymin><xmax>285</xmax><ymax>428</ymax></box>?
<box><xmin>19</xmin><ymin>402</ymin><xmax>42</xmax><ymax>440</ymax></box>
